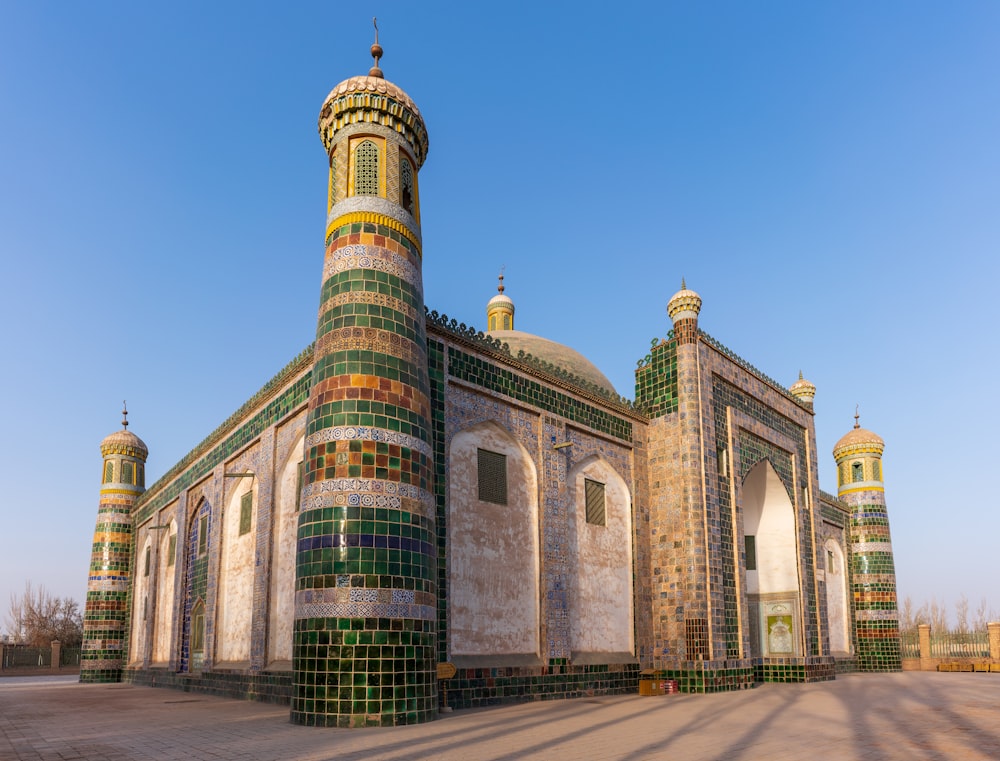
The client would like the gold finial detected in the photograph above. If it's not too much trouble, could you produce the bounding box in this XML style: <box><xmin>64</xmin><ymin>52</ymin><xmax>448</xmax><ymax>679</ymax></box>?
<box><xmin>498</xmin><ymin>266</ymin><xmax>505</xmax><ymax>294</ymax></box>
<box><xmin>681</xmin><ymin>277</ymin><xmax>687</xmax><ymax>290</ymax></box>
<box><xmin>122</xmin><ymin>401</ymin><xmax>129</xmax><ymax>430</ymax></box>
<box><xmin>369</xmin><ymin>17</ymin><xmax>384</xmax><ymax>78</ymax></box>
<box><xmin>798</xmin><ymin>370</ymin><xmax>804</xmax><ymax>380</ymax></box>
<box><xmin>854</xmin><ymin>404</ymin><xmax>860</xmax><ymax>429</ymax></box>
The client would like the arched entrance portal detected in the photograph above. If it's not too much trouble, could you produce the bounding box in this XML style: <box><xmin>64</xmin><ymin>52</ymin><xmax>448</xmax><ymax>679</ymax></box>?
<box><xmin>742</xmin><ymin>460</ymin><xmax>801</xmax><ymax>658</ymax></box>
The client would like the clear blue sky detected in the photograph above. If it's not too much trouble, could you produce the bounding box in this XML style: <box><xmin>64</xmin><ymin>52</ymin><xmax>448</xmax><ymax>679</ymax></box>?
<box><xmin>2</xmin><ymin>2</ymin><xmax>997</xmax><ymax>625</ymax></box>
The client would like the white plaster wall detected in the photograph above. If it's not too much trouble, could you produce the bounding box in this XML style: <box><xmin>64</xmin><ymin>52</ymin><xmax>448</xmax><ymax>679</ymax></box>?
<box><xmin>824</xmin><ymin>539</ymin><xmax>850</xmax><ymax>653</ymax></box>
<box><xmin>268</xmin><ymin>434</ymin><xmax>305</xmax><ymax>665</ymax></box>
<box><xmin>129</xmin><ymin>536</ymin><xmax>152</xmax><ymax>664</ymax></box>
<box><xmin>152</xmin><ymin>520</ymin><xmax>177</xmax><ymax>663</ymax></box>
<box><xmin>215</xmin><ymin>475</ymin><xmax>256</xmax><ymax>663</ymax></box>
<box><xmin>568</xmin><ymin>456</ymin><xmax>633</xmax><ymax>655</ymax></box>
<box><xmin>448</xmin><ymin>422</ymin><xmax>540</xmax><ymax>658</ymax></box>
<box><xmin>742</xmin><ymin>461</ymin><xmax>799</xmax><ymax>595</ymax></box>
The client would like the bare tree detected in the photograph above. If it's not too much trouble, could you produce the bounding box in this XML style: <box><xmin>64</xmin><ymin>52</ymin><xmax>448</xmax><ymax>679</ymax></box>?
<box><xmin>914</xmin><ymin>597</ymin><xmax>949</xmax><ymax>632</ymax></box>
<box><xmin>5</xmin><ymin>582</ymin><xmax>82</xmax><ymax>647</ymax></box>
<box><xmin>955</xmin><ymin>594</ymin><xmax>970</xmax><ymax>635</ymax></box>
<box><xmin>898</xmin><ymin>596</ymin><xmax>916</xmax><ymax>634</ymax></box>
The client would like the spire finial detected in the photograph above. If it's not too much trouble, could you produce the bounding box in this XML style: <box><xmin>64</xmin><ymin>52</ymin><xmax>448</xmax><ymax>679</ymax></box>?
<box><xmin>122</xmin><ymin>401</ymin><xmax>129</xmax><ymax>430</ymax></box>
<box><xmin>854</xmin><ymin>404</ymin><xmax>860</xmax><ymax>429</ymax></box>
<box><xmin>681</xmin><ymin>277</ymin><xmax>687</xmax><ymax>290</ymax></box>
<box><xmin>369</xmin><ymin>17</ymin><xmax>384</xmax><ymax>78</ymax></box>
<box><xmin>498</xmin><ymin>266</ymin><xmax>505</xmax><ymax>294</ymax></box>
<box><xmin>798</xmin><ymin>370</ymin><xmax>804</xmax><ymax>380</ymax></box>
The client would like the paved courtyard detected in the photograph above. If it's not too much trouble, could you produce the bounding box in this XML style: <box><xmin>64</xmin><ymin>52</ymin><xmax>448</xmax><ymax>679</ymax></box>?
<box><xmin>1</xmin><ymin>672</ymin><xmax>998</xmax><ymax>760</ymax></box>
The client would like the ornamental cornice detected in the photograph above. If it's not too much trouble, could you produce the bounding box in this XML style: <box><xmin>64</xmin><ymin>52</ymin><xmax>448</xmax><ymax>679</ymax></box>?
<box><xmin>326</xmin><ymin>206</ymin><xmax>421</xmax><ymax>253</ymax></box>
<box><xmin>319</xmin><ymin>80</ymin><xmax>428</xmax><ymax>168</ymax></box>
<box><xmin>833</xmin><ymin>443</ymin><xmax>885</xmax><ymax>460</ymax></box>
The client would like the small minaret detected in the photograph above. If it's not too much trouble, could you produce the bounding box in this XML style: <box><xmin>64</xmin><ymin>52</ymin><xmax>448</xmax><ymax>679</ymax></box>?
<box><xmin>666</xmin><ymin>278</ymin><xmax>702</xmax><ymax>346</ymax></box>
<box><xmin>789</xmin><ymin>371</ymin><xmax>816</xmax><ymax>411</ymax></box>
<box><xmin>833</xmin><ymin>411</ymin><xmax>901</xmax><ymax>672</ymax></box>
<box><xmin>486</xmin><ymin>271</ymin><xmax>515</xmax><ymax>332</ymax></box>
<box><xmin>80</xmin><ymin>404</ymin><xmax>147</xmax><ymax>683</ymax></box>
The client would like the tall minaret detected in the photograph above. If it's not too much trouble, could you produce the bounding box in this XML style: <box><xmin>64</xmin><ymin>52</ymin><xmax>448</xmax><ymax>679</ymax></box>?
<box><xmin>294</xmin><ymin>24</ymin><xmax>436</xmax><ymax>727</ymax></box>
<box><xmin>833</xmin><ymin>412</ymin><xmax>901</xmax><ymax>671</ymax></box>
<box><xmin>80</xmin><ymin>404</ymin><xmax>147</xmax><ymax>683</ymax></box>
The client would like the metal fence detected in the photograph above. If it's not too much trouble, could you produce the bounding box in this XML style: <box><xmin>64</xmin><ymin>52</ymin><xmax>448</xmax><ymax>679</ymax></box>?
<box><xmin>60</xmin><ymin>647</ymin><xmax>81</xmax><ymax>667</ymax></box>
<box><xmin>930</xmin><ymin>631</ymin><xmax>989</xmax><ymax>659</ymax></box>
<box><xmin>2</xmin><ymin>645</ymin><xmax>52</xmax><ymax>669</ymax></box>
<box><xmin>900</xmin><ymin>631</ymin><xmax>920</xmax><ymax>658</ymax></box>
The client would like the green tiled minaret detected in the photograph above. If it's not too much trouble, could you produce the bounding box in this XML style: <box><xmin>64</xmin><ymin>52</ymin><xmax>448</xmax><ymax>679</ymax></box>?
<box><xmin>292</xmin><ymin>29</ymin><xmax>437</xmax><ymax>727</ymax></box>
<box><xmin>834</xmin><ymin>414</ymin><xmax>901</xmax><ymax>672</ymax></box>
<box><xmin>80</xmin><ymin>405</ymin><xmax>147</xmax><ymax>683</ymax></box>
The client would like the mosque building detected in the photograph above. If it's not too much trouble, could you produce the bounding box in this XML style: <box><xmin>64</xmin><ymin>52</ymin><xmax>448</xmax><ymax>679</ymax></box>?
<box><xmin>80</xmin><ymin>33</ymin><xmax>902</xmax><ymax>727</ymax></box>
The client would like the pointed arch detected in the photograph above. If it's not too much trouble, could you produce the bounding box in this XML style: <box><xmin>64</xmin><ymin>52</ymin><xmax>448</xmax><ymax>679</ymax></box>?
<box><xmin>216</xmin><ymin>470</ymin><xmax>256</xmax><ymax>664</ymax></box>
<box><xmin>152</xmin><ymin>518</ymin><xmax>178</xmax><ymax>664</ymax></box>
<box><xmin>180</xmin><ymin>498</ymin><xmax>212</xmax><ymax>672</ymax></box>
<box><xmin>268</xmin><ymin>432</ymin><xmax>306</xmax><ymax>666</ymax></box>
<box><xmin>741</xmin><ymin>460</ymin><xmax>801</xmax><ymax>657</ymax></box>
<box><xmin>567</xmin><ymin>454</ymin><xmax>634</xmax><ymax>659</ymax></box>
<box><xmin>129</xmin><ymin>535</ymin><xmax>153</xmax><ymax>664</ymax></box>
<box><xmin>824</xmin><ymin>539</ymin><xmax>851</xmax><ymax>654</ymax></box>
<box><xmin>448</xmin><ymin>420</ymin><xmax>540</xmax><ymax>662</ymax></box>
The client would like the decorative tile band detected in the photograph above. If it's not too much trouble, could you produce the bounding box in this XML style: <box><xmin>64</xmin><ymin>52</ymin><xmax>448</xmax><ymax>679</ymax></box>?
<box><xmin>295</xmin><ymin>587</ymin><xmax>432</xmax><ymax>607</ymax></box>
<box><xmin>301</xmin><ymin>477</ymin><xmax>430</xmax><ymax>503</ymax></box>
<box><xmin>314</xmin><ymin>328</ymin><xmax>426</xmax><ymax>370</ymax></box>
<box><xmin>294</xmin><ymin>601</ymin><xmax>435</xmax><ymax>621</ymax></box>
<box><xmin>323</xmin><ymin>243</ymin><xmax>421</xmax><ymax>286</ymax></box>
<box><xmin>852</xmin><ymin>541</ymin><xmax>894</xmax><ymax>554</ymax></box>
<box><xmin>327</xmin><ymin>198</ymin><xmax>420</xmax><ymax>247</ymax></box>
<box><xmin>305</xmin><ymin>426</ymin><xmax>432</xmax><ymax>458</ymax></box>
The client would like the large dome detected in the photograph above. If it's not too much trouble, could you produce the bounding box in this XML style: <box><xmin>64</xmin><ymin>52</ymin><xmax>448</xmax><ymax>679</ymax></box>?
<box><xmin>489</xmin><ymin>329</ymin><xmax>617</xmax><ymax>395</ymax></box>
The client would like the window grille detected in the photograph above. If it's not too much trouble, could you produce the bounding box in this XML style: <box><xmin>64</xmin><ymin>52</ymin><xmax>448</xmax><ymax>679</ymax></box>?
<box><xmin>355</xmin><ymin>140</ymin><xmax>379</xmax><ymax>195</ymax></box>
<box><xmin>239</xmin><ymin>492</ymin><xmax>253</xmax><ymax>536</ymax></box>
<box><xmin>477</xmin><ymin>448</ymin><xmax>507</xmax><ymax>505</ymax></box>
<box><xmin>584</xmin><ymin>478</ymin><xmax>606</xmax><ymax>526</ymax></box>
<box><xmin>400</xmin><ymin>155</ymin><xmax>414</xmax><ymax>213</ymax></box>
<box><xmin>745</xmin><ymin>535</ymin><xmax>757</xmax><ymax>570</ymax></box>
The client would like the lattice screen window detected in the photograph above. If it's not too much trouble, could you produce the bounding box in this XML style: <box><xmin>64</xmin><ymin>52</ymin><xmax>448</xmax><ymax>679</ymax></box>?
<box><xmin>239</xmin><ymin>492</ymin><xmax>253</xmax><ymax>536</ymax></box>
<box><xmin>122</xmin><ymin>460</ymin><xmax>134</xmax><ymax>485</ymax></box>
<box><xmin>872</xmin><ymin>460</ymin><xmax>881</xmax><ymax>481</ymax></box>
<box><xmin>355</xmin><ymin>140</ymin><xmax>379</xmax><ymax>196</ymax></box>
<box><xmin>400</xmin><ymin>155</ymin><xmax>414</xmax><ymax>214</ymax></box>
<box><xmin>584</xmin><ymin>478</ymin><xmax>606</xmax><ymax>526</ymax></box>
<box><xmin>477</xmin><ymin>448</ymin><xmax>507</xmax><ymax>505</ymax></box>
<box><xmin>104</xmin><ymin>461</ymin><xmax>114</xmax><ymax>483</ymax></box>
<box><xmin>137</xmin><ymin>463</ymin><xmax>144</xmax><ymax>488</ymax></box>
<box><xmin>852</xmin><ymin>462</ymin><xmax>864</xmax><ymax>482</ymax></box>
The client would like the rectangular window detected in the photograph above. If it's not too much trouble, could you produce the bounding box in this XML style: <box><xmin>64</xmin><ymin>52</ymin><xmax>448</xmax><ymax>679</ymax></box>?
<box><xmin>584</xmin><ymin>479</ymin><xmax>606</xmax><ymax>526</ymax></box>
<box><xmin>143</xmin><ymin>546</ymin><xmax>151</xmax><ymax>577</ymax></box>
<box><xmin>167</xmin><ymin>534</ymin><xmax>176</xmax><ymax>566</ymax></box>
<box><xmin>122</xmin><ymin>460</ymin><xmax>134</xmax><ymax>485</ymax></box>
<box><xmin>745</xmin><ymin>535</ymin><xmax>757</xmax><ymax>571</ymax></box>
<box><xmin>717</xmin><ymin>447</ymin><xmax>729</xmax><ymax>477</ymax></box>
<box><xmin>239</xmin><ymin>492</ymin><xmax>253</xmax><ymax>536</ymax></box>
<box><xmin>852</xmin><ymin>462</ymin><xmax>864</xmax><ymax>482</ymax></box>
<box><xmin>197</xmin><ymin>515</ymin><xmax>208</xmax><ymax>556</ymax></box>
<box><xmin>103</xmin><ymin>461</ymin><xmax>114</xmax><ymax>484</ymax></box>
<box><xmin>477</xmin><ymin>448</ymin><xmax>507</xmax><ymax>505</ymax></box>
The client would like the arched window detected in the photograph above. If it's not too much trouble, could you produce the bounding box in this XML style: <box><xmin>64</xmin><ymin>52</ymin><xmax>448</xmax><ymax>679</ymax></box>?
<box><xmin>122</xmin><ymin>460</ymin><xmax>134</xmax><ymax>485</ymax></box>
<box><xmin>191</xmin><ymin>599</ymin><xmax>206</xmax><ymax>657</ymax></box>
<box><xmin>490</xmin><ymin>316</ymin><xmax>497</xmax><ymax>331</ymax></box>
<box><xmin>355</xmin><ymin>140</ymin><xmax>379</xmax><ymax>196</ymax></box>
<box><xmin>852</xmin><ymin>462</ymin><xmax>864</xmax><ymax>482</ymax></box>
<box><xmin>104</xmin><ymin>461</ymin><xmax>114</xmax><ymax>483</ymax></box>
<box><xmin>872</xmin><ymin>460</ymin><xmax>881</xmax><ymax>481</ymax></box>
<box><xmin>400</xmin><ymin>155</ymin><xmax>414</xmax><ymax>214</ymax></box>
<box><xmin>503</xmin><ymin>314</ymin><xmax>510</xmax><ymax>330</ymax></box>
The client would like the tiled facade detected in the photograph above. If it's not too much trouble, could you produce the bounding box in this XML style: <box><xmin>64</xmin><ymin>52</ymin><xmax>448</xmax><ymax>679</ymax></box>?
<box><xmin>83</xmin><ymin>40</ymin><xmax>901</xmax><ymax>726</ymax></box>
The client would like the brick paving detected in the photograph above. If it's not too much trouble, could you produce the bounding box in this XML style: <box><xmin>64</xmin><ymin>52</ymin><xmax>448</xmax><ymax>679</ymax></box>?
<box><xmin>1</xmin><ymin>672</ymin><xmax>999</xmax><ymax>760</ymax></box>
